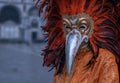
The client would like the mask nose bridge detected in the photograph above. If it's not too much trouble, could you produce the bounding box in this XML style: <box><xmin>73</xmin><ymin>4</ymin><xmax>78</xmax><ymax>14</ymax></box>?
<box><xmin>71</xmin><ymin>24</ymin><xmax>79</xmax><ymax>30</ymax></box>
<box><xmin>70</xmin><ymin>17</ymin><xmax>78</xmax><ymax>29</ymax></box>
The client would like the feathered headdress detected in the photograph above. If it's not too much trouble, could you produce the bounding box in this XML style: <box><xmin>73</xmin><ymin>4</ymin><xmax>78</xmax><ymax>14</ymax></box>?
<box><xmin>36</xmin><ymin>0</ymin><xmax>120</xmax><ymax>74</ymax></box>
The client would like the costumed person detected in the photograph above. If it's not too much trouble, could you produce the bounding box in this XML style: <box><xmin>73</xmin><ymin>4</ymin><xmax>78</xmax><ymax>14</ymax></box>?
<box><xmin>36</xmin><ymin>0</ymin><xmax>120</xmax><ymax>83</ymax></box>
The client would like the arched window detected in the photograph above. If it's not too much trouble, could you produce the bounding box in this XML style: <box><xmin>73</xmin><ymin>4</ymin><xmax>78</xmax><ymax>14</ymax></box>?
<box><xmin>0</xmin><ymin>5</ymin><xmax>21</xmax><ymax>24</ymax></box>
<box><xmin>28</xmin><ymin>6</ymin><xmax>39</xmax><ymax>28</ymax></box>
<box><xmin>28</xmin><ymin>6</ymin><xmax>39</xmax><ymax>16</ymax></box>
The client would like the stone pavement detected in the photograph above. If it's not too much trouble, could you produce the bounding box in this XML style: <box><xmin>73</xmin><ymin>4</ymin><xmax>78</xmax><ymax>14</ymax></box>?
<box><xmin>0</xmin><ymin>43</ymin><xmax>54</xmax><ymax>83</ymax></box>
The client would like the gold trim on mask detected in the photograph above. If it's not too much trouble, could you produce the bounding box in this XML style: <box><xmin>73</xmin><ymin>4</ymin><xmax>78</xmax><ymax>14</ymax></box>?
<box><xmin>62</xmin><ymin>13</ymin><xmax>94</xmax><ymax>38</ymax></box>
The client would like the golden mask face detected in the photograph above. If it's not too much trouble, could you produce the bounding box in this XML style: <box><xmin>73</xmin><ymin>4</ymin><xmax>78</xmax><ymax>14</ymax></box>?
<box><xmin>62</xmin><ymin>13</ymin><xmax>94</xmax><ymax>38</ymax></box>
<box><xmin>63</xmin><ymin>13</ymin><xmax>94</xmax><ymax>75</ymax></box>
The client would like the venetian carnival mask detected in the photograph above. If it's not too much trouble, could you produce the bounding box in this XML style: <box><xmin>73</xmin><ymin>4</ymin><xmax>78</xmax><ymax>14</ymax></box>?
<box><xmin>62</xmin><ymin>13</ymin><xmax>94</xmax><ymax>75</ymax></box>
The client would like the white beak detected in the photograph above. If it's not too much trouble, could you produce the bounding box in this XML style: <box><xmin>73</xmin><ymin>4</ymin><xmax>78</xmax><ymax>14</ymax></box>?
<box><xmin>65</xmin><ymin>29</ymin><xmax>88</xmax><ymax>76</ymax></box>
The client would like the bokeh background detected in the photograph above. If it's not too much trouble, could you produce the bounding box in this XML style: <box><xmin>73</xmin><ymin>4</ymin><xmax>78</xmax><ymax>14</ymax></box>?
<box><xmin>0</xmin><ymin>0</ymin><xmax>54</xmax><ymax>83</ymax></box>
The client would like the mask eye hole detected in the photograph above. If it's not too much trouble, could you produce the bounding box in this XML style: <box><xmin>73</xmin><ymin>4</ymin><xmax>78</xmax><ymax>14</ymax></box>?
<box><xmin>64</xmin><ymin>25</ymin><xmax>72</xmax><ymax>32</ymax></box>
<box><xmin>79</xmin><ymin>24</ymin><xmax>87</xmax><ymax>30</ymax></box>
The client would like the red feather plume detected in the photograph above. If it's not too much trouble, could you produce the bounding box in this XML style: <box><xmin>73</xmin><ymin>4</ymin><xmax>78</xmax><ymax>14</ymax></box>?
<box><xmin>36</xmin><ymin>0</ymin><xmax>120</xmax><ymax>75</ymax></box>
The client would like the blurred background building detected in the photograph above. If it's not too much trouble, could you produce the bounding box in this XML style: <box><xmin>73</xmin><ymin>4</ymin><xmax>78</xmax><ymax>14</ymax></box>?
<box><xmin>0</xmin><ymin>0</ymin><xmax>45</xmax><ymax>43</ymax></box>
<box><xmin>0</xmin><ymin>0</ymin><xmax>54</xmax><ymax>83</ymax></box>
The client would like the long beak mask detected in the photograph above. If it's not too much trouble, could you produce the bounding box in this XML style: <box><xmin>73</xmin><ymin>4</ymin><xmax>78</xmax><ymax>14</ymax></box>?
<box><xmin>66</xmin><ymin>29</ymin><xmax>88</xmax><ymax>75</ymax></box>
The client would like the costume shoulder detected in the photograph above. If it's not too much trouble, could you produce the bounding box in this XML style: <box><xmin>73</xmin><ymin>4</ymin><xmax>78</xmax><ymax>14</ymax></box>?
<box><xmin>98</xmin><ymin>48</ymin><xmax>119</xmax><ymax>83</ymax></box>
<box><xmin>99</xmin><ymin>48</ymin><xmax>116</xmax><ymax>60</ymax></box>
